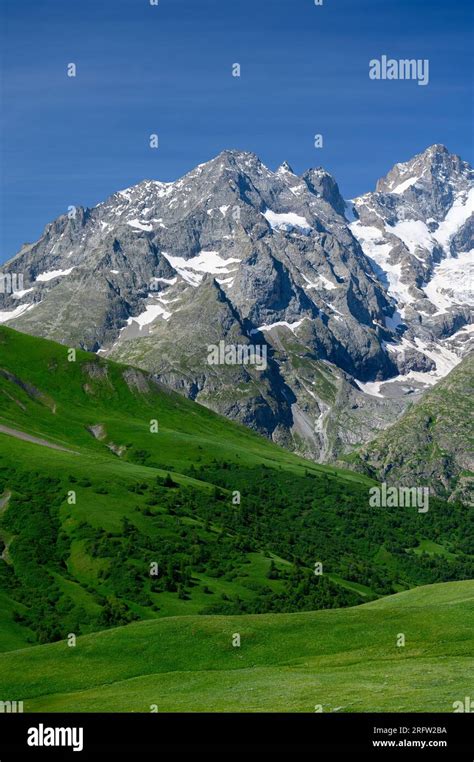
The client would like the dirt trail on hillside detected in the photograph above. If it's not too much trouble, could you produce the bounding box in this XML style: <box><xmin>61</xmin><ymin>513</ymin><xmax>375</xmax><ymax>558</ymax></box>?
<box><xmin>0</xmin><ymin>424</ymin><xmax>79</xmax><ymax>454</ymax></box>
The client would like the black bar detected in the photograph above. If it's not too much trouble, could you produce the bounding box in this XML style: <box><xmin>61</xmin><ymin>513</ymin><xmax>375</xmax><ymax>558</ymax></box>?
<box><xmin>0</xmin><ymin>713</ymin><xmax>472</xmax><ymax>757</ymax></box>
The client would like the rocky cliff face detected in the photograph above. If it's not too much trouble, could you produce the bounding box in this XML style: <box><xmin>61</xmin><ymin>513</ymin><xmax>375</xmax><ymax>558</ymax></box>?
<box><xmin>348</xmin><ymin>352</ymin><xmax>474</xmax><ymax>504</ymax></box>
<box><xmin>1</xmin><ymin>145</ymin><xmax>472</xmax><ymax>462</ymax></box>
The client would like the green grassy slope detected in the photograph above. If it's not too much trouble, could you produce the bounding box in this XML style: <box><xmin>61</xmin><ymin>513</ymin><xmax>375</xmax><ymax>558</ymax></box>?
<box><xmin>0</xmin><ymin>580</ymin><xmax>472</xmax><ymax>713</ymax></box>
<box><xmin>0</xmin><ymin>325</ymin><xmax>359</xmax><ymax>478</ymax></box>
<box><xmin>0</xmin><ymin>327</ymin><xmax>370</xmax><ymax>645</ymax></box>
<box><xmin>0</xmin><ymin>325</ymin><xmax>473</xmax><ymax>653</ymax></box>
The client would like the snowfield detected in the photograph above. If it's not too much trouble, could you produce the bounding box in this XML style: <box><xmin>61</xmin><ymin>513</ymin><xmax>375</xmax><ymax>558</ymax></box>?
<box><xmin>263</xmin><ymin>209</ymin><xmax>312</xmax><ymax>233</ymax></box>
<box><xmin>35</xmin><ymin>267</ymin><xmax>75</xmax><ymax>282</ymax></box>
<box><xmin>162</xmin><ymin>251</ymin><xmax>241</xmax><ymax>286</ymax></box>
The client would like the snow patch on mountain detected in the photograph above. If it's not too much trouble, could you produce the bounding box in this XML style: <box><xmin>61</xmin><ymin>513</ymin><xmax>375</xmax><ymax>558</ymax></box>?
<box><xmin>349</xmin><ymin>222</ymin><xmax>413</xmax><ymax>308</ymax></box>
<box><xmin>36</xmin><ymin>267</ymin><xmax>75</xmax><ymax>282</ymax></box>
<box><xmin>127</xmin><ymin>219</ymin><xmax>153</xmax><ymax>232</ymax></box>
<box><xmin>390</xmin><ymin>176</ymin><xmax>420</xmax><ymax>195</ymax></box>
<box><xmin>0</xmin><ymin>303</ymin><xmax>36</xmax><ymax>323</ymax></box>
<box><xmin>302</xmin><ymin>272</ymin><xmax>338</xmax><ymax>291</ymax></box>
<box><xmin>252</xmin><ymin>318</ymin><xmax>310</xmax><ymax>334</ymax></box>
<box><xmin>388</xmin><ymin>219</ymin><xmax>434</xmax><ymax>255</ymax></box>
<box><xmin>162</xmin><ymin>251</ymin><xmax>241</xmax><ymax>286</ymax></box>
<box><xmin>432</xmin><ymin>187</ymin><xmax>474</xmax><ymax>249</ymax></box>
<box><xmin>128</xmin><ymin>302</ymin><xmax>171</xmax><ymax>326</ymax></box>
<box><xmin>150</xmin><ymin>276</ymin><xmax>177</xmax><ymax>288</ymax></box>
<box><xmin>11</xmin><ymin>288</ymin><xmax>34</xmax><ymax>299</ymax></box>
<box><xmin>356</xmin><ymin>331</ymin><xmax>465</xmax><ymax>397</ymax></box>
<box><xmin>263</xmin><ymin>209</ymin><xmax>311</xmax><ymax>233</ymax></box>
<box><xmin>422</xmin><ymin>250</ymin><xmax>474</xmax><ymax>314</ymax></box>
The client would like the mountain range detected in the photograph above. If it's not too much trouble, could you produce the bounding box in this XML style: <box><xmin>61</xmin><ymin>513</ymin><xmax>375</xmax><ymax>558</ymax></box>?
<box><xmin>1</xmin><ymin>144</ymin><xmax>472</xmax><ymax>496</ymax></box>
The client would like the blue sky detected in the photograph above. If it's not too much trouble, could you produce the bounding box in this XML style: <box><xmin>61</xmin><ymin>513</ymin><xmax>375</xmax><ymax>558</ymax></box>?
<box><xmin>1</xmin><ymin>0</ymin><xmax>472</xmax><ymax>262</ymax></box>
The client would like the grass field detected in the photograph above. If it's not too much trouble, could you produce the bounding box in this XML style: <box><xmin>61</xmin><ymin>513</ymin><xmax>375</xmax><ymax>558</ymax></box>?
<box><xmin>0</xmin><ymin>580</ymin><xmax>472</xmax><ymax>712</ymax></box>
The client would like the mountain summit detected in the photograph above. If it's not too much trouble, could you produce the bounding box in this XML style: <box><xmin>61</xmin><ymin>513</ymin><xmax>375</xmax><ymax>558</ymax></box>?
<box><xmin>1</xmin><ymin>146</ymin><xmax>472</xmax><ymax>468</ymax></box>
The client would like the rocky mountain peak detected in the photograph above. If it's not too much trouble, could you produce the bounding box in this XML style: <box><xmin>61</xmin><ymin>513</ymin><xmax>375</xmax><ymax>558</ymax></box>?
<box><xmin>375</xmin><ymin>144</ymin><xmax>472</xmax><ymax>199</ymax></box>
<box><xmin>301</xmin><ymin>167</ymin><xmax>346</xmax><ymax>216</ymax></box>
<box><xmin>276</xmin><ymin>161</ymin><xmax>295</xmax><ymax>175</ymax></box>
<box><xmin>350</xmin><ymin>145</ymin><xmax>473</xmax><ymax>387</ymax></box>
<box><xmin>210</xmin><ymin>149</ymin><xmax>263</xmax><ymax>174</ymax></box>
